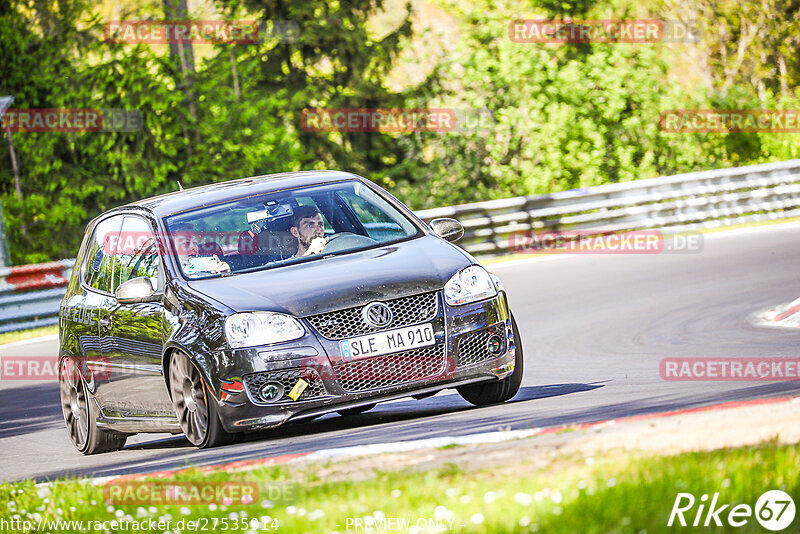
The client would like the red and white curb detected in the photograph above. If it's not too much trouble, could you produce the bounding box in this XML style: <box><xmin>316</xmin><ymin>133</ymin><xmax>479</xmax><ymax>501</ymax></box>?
<box><xmin>755</xmin><ymin>297</ymin><xmax>800</xmax><ymax>329</ymax></box>
<box><xmin>73</xmin><ymin>395</ymin><xmax>798</xmax><ymax>488</ymax></box>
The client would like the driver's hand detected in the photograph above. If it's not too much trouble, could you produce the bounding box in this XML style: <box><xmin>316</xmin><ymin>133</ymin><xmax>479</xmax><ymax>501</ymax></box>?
<box><xmin>304</xmin><ymin>236</ymin><xmax>328</xmax><ymax>256</ymax></box>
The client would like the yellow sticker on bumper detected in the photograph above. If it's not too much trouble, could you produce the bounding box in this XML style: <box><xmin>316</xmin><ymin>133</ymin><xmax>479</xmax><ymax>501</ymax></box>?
<box><xmin>287</xmin><ymin>378</ymin><xmax>309</xmax><ymax>401</ymax></box>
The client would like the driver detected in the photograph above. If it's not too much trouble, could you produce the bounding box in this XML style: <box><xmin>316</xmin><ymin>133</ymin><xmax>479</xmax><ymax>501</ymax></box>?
<box><xmin>289</xmin><ymin>205</ymin><xmax>327</xmax><ymax>257</ymax></box>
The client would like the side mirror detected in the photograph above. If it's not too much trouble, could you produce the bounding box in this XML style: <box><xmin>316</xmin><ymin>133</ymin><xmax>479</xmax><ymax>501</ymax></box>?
<box><xmin>115</xmin><ymin>277</ymin><xmax>160</xmax><ymax>304</ymax></box>
<box><xmin>430</xmin><ymin>218</ymin><xmax>464</xmax><ymax>243</ymax></box>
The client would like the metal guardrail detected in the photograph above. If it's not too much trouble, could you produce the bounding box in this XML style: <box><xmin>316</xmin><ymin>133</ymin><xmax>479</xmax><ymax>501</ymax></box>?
<box><xmin>3</xmin><ymin>159</ymin><xmax>800</xmax><ymax>334</ymax></box>
<box><xmin>416</xmin><ymin>159</ymin><xmax>800</xmax><ymax>256</ymax></box>
<box><xmin>0</xmin><ymin>260</ymin><xmax>74</xmax><ymax>334</ymax></box>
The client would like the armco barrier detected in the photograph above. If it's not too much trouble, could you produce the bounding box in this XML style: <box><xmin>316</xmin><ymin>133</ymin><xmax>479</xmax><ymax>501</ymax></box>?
<box><xmin>2</xmin><ymin>159</ymin><xmax>800</xmax><ymax>334</ymax></box>
<box><xmin>0</xmin><ymin>260</ymin><xmax>74</xmax><ymax>334</ymax></box>
<box><xmin>415</xmin><ymin>159</ymin><xmax>800</xmax><ymax>256</ymax></box>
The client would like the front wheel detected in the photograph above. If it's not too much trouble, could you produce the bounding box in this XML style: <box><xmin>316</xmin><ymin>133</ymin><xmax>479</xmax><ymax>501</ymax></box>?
<box><xmin>457</xmin><ymin>313</ymin><xmax>524</xmax><ymax>406</ymax></box>
<box><xmin>59</xmin><ymin>357</ymin><xmax>128</xmax><ymax>455</ymax></box>
<box><xmin>169</xmin><ymin>351</ymin><xmax>230</xmax><ymax>448</ymax></box>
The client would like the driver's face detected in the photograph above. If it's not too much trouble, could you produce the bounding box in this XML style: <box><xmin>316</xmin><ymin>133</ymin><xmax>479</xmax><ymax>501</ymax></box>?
<box><xmin>292</xmin><ymin>213</ymin><xmax>325</xmax><ymax>246</ymax></box>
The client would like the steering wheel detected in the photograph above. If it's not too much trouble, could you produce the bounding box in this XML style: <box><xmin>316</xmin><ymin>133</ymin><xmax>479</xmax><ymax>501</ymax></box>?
<box><xmin>321</xmin><ymin>232</ymin><xmax>377</xmax><ymax>254</ymax></box>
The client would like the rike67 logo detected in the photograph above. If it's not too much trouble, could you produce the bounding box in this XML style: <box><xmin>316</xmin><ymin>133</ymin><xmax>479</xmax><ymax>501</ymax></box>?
<box><xmin>668</xmin><ymin>490</ymin><xmax>795</xmax><ymax>530</ymax></box>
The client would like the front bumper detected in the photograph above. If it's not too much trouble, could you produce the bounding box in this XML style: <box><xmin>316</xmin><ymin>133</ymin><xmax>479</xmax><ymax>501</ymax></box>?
<box><xmin>208</xmin><ymin>291</ymin><xmax>516</xmax><ymax>432</ymax></box>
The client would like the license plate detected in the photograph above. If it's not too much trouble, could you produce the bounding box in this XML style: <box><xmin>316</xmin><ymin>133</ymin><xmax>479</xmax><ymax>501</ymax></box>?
<box><xmin>339</xmin><ymin>323</ymin><xmax>435</xmax><ymax>361</ymax></box>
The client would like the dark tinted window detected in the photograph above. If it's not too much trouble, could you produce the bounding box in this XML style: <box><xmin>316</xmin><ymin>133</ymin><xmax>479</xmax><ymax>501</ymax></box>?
<box><xmin>83</xmin><ymin>216</ymin><xmax>123</xmax><ymax>293</ymax></box>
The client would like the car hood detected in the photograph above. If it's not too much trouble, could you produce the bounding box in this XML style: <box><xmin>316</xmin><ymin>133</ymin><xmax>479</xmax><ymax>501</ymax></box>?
<box><xmin>186</xmin><ymin>235</ymin><xmax>471</xmax><ymax>316</ymax></box>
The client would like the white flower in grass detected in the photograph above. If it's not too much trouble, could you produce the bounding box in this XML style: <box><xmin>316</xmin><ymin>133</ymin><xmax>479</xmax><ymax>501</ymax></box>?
<box><xmin>149</xmin><ymin>506</ymin><xmax>158</xmax><ymax>514</ymax></box>
<box><xmin>434</xmin><ymin>506</ymin><xmax>455</xmax><ymax>522</ymax></box>
<box><xmin>577</xmin><ymin>480</ymin><xmax>587</xmax><ymax>490</ymax></box>
<box><xmin>70</xmin><ymin>506</ymin><xmax>76</xmax><ymax>513</ymax></box>
<box><xmin>8</xmin><ymin>501</ymin><xmax>15</xmax><ymax>509</ymax></box>
<box><xmin>180</xmin><ymin>507</ymin><xmax>191</xmax><ymax>516</ymax></box>
<box><xmin>286</xmin><ymin>505</ymin><xmax>297</xmax><ymax>515</ymax></box>
<box><xmin>308</xmin><ymin>509</ymin><xmax>325</xmax><ymax>521</ymax></box>
<box><xmin>297</xmin><ymin>508</ymin><xmax>307</xmax><ymax>517</ymax></box>
<box><xmin>260</xmin><ymin>499</ymin><xmax>274</xmax><ymax>508</ymax></box>
<box><xmin>519</xmin><ymin>516</ymin><xmax>530</xmax><ymax>527</ymax></box>
<box><xmin>445</xmin><ymin>488</ymin><xmax>459</xmax><ymax>498</ymax></box>
<box><xmin>115</xmin><ymin>509</ymin><xmax>125</xmax><ymax>518</ymax></box>
<box><xmin>208</xmin><ymin>504</ymin><xmax>218</xmax><ymax>511</ymax></box>
<box><xmin>550</xmin><ymin>491</ymin><xmax>562</xmax><ymax>504</ymax></box>
<box><xmin>390</xmin><ymin>489</ymin><xmax>402</xmax><ymax>498</ymax></box>
<box><xmin>586</xmin><ymin>457</ymin><xmax>595</xmax><ymax>465</ymax></box>
<box><xmin>259</xmin><ymin>515</ymin><xmax>272</xmax><ymax>525</ymax></box>
<box><xmin>37</xmin><ymin>487</ymin><xmax>51</xmax><ymax>499</ymax></box>
<box><xmin>721</xmin><ymin>478</ymin><xmax>730</xmax><ymax>489</ymax></box>
<box><xmin>106</xmin><ymin>506</ymin><xmax>114</xmax><ymax>513</ymax></box>
<box><xmin>373</xmin><ymin>511</ymin><xmax>385</xmax><ymax>521</ymax></box>
<box><xmin>470</xmin><ymin>513</ymin><xmax>484</xmax><ymax>524</ymax></box>
<box><xmin>483</xmin><ymin>491</ymin><xmax>496</xmax><ymax>503</ymax></box>
<box><xmin>606</xmin><ymin>478</ymin><xmax>616</xmax><ymax>487</ymax></box>
<box><xmin>91</xmin><ymin>500</ymin><xmax>97</xmax><ymax>506</ymax></box>
<box><xmin>533</xmin><ymin>491</ymin><xmax>544</xmax><ymax>502</ymax></box>
<box><xmin>514</xmin><ymin>492</ymin><xmax>532</xmax><ymax>506</ymax></box>
<box><xmin>229</xmin><ymin>512</ymin><xmax>239</xmax><ymax>520</ymax></box>
<box><xmin>459</xmin><ymin>495</ymin><xmax>472</xmax><ymax>504</ymax></box>
<box><xmin>553</xmin><ymin>506</ymin><xmax>562</xmax><ymax>515</ymax></box>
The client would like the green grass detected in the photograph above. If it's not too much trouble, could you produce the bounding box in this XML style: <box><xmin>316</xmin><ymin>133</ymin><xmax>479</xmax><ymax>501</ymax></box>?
<box><xmin>0</xmin><ymin>325</ymin><xmax>58</xmax><ymax>346</ymax></box>
<box><xmin>1</xmin><ymin>442</ymin><xmax>796</xmax><ymax>533</ymax></box>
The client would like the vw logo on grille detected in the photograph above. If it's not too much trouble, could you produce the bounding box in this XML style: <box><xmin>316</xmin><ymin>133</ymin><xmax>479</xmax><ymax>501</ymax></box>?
<box><xmin>363</xmin><ymin>302</ymin><xmax>393</xmax><ymax>328</ymax></box>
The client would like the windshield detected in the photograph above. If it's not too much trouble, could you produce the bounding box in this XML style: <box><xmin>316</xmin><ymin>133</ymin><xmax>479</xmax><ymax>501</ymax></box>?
<box><xmin>163</xmin><ymin>180</ymin><xmax>421</xmax><ymax>279</ymax></box>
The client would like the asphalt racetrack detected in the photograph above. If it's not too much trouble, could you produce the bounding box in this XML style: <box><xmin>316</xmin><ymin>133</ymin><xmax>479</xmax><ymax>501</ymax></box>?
<box><xmin>2</xmin><ymin>223</ymin><xmax>799</xmax><ymax>482</ymax></box>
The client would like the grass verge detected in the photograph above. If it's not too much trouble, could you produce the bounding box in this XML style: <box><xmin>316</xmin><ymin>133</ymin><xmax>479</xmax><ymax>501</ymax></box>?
<box><xmin>1</xmin><ymin>441</ymin><xmax>796</xmax><ymax>533</ymax></box>
<box><xmin>0</xmin><ymin>325</ymin><xmax>58</xmax><ymax>346</ymax></box>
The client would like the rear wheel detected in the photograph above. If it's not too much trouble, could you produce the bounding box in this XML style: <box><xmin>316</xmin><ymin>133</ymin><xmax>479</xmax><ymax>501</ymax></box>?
<box><xmin>457</xmin><ymin>313</ymin><xmax>524</xmax><ymax>406</ymax></box>
<box><xmin>59</xmin><ymin>357</ymin><xmax>127</xmax><ymax>455</ymax></box>
<box><xmin>337</xmin><ymin>404</ymin><xmax>376</xmax><ymax>417</ymax></box>
<box><xmin>169</xmin><ymin>351</ymin><xmax>230</xmax><ymax>448</ymax></box>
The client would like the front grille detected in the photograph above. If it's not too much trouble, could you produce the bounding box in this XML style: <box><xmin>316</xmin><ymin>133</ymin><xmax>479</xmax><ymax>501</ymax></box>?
<box><xmin>334</xmin><ymin>344</ymin><xmax>447</xmax><ymax>392</ymax></box>
<box><xmin>243</xmin><ymin>368</ymin><xmax>328</xmax><ymax>404</ymax></box>
<box><xmin>456</xmin><ymin>323</ymin><xmax>507</xmax><ymax>368</ymax></box>
<box><xmin>306</xmin><ymin>291</ymin><xmax>439</xmax><ymax>340</ymax></box>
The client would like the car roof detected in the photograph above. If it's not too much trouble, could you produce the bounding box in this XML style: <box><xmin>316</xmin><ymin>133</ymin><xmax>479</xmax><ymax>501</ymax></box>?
<box><xmin>121</xmin><ymin>170</ymin><xmax>362</xmax><ymax>217</ymax></box>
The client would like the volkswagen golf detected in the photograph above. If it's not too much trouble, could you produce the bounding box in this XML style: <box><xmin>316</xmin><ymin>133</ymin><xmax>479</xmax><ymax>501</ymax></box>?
<box><xmin>58</xmin><ymin>171</ymin><xmax>523</xmax><ymax>453</ymax></box>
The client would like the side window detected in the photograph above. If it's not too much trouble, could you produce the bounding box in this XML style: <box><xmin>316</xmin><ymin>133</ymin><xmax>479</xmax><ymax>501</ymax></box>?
<box><xmin>116</xmin><ymin>216</ymin><xmax>161</xmax><ymax>290</ymax></box>
<box><xmin>83</xmin><ymin>216</ymin><xmax>123</xmax><ymax>293</ymax></box>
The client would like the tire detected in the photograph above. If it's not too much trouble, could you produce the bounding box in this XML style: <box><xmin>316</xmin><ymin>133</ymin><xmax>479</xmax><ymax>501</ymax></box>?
<box><xmin>457</xmin><ymin>313</ymin><xmax>524</xmax><ymax>406</ymax></box>
<box><xmin>337</xmin><ymin>403</ymin><xmax>376</xmax><ymax>417</ymax></box>
<box><xmin>169</xmin><ymin>351</ymin><xmax>231</xmax><ymax>448</ymax></box>
<box><xmin>59</xmin><ymin>357</ymin><xmax>128</xmax><ymax>455</ymax></box>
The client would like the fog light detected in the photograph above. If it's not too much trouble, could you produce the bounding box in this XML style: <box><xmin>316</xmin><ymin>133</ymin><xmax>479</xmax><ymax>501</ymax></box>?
<box><xmin>258</xmin><ymin>382</ymin><xmax>284</xmax><ymax>403</ymax></box>
<box><xmin>487</xmin><ymin>335</ymin><xmax>504</xmax><ymax>355</ymax></box>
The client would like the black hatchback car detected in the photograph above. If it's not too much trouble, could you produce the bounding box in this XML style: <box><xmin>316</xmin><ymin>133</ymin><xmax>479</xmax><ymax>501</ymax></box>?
<box><xmin>58</xmin><ymin>171</ymin><xmax>523</xmax><ymax>453</ymax></box>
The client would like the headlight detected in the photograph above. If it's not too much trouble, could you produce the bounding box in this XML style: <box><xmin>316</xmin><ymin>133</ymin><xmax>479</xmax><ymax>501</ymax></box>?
<box><xmin>444</xmin><ymin>265</ymin><xmax>497</xmax><ymax>306</ymax></box>
<box><xmin>224</xmin><ymin>312</ymin><xmax>305</xmax><ymax>348</ymax></box>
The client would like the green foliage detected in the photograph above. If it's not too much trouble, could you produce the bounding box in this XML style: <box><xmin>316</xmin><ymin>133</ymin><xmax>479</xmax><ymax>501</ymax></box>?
<box><xmin>2</xmin><ymin>0</ymin><xmax>800</xmax><ymax>261</ymax></box>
